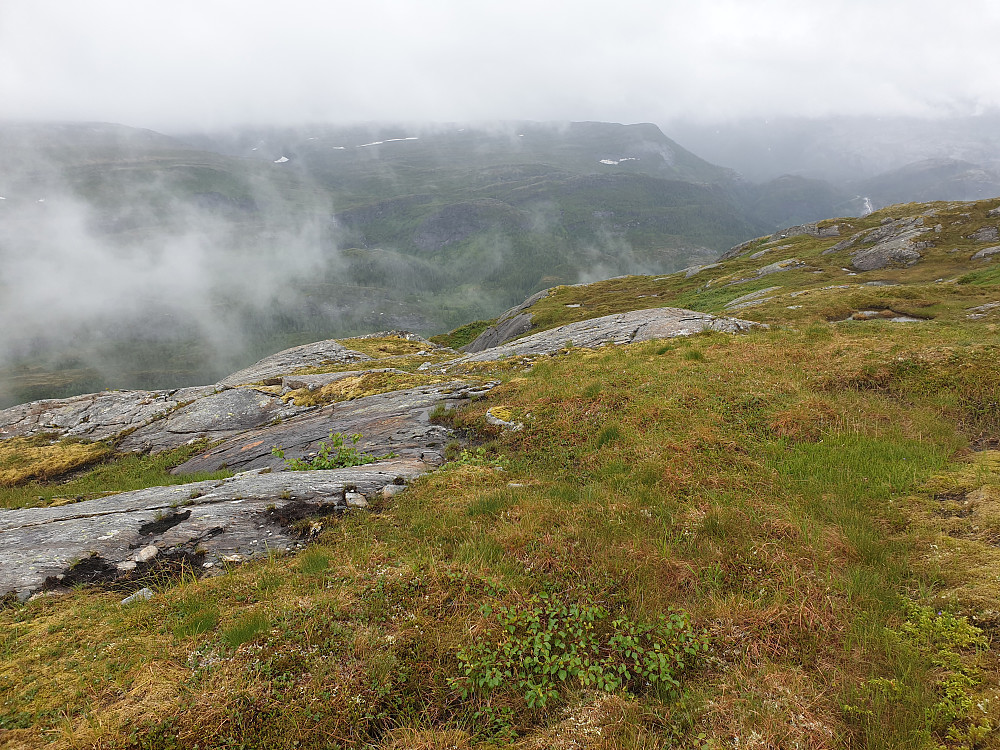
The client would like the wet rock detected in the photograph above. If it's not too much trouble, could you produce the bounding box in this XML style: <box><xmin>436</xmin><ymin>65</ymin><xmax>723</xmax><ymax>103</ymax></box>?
<box><xmin>171</xmin><ymin>381</ymin><xmax>493</xmax><ymax>475</ymax></box>
<box><xmin>118</xmin><ymin>388</ymin><xmax>311</xmax><ymax>454</ymax></box>
<box><xmin>0</xmin><ymin>459</ymin><xmax>433</xmax><ymax>598</ymax></box>
<box><xmin>216</xmin><ymin>339</ymin><xmax>372</xmax><ymax>389</ymax></box>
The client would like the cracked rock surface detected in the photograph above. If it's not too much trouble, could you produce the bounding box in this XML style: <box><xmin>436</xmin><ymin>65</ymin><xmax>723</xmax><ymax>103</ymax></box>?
<box><xmin>0</xmin><ymin>460</ymin><xmax>430</xmax><ymax>599</ymax></box>
<box><xmin>172</xmin><ymin>381</ymin><xmax>492</xmax><ymax>474</ymax></box>
<box><xmin>0</xmin><ymin>386</ymin><xmax>215</xmax><ymax>441</ymax></box>
<box><xmin>118</xmin><ymin>387</ymin><xmax>312</xmax><ymax>454</ymax></box>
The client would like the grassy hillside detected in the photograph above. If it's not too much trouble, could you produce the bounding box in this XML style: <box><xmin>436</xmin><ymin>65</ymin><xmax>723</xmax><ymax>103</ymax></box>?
<box><xmin>2</xmin><ymin>199</ymin><xmax>1000</xmax><ymax>748</ymax></box>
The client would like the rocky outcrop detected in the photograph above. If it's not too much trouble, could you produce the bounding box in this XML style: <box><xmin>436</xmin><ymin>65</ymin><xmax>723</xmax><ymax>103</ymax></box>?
<box><xmin>216</xmin><ymin>339</ymin><xmax>371</xmax><ymax>388</ymax></box>
<box><xmin>972</xmin><ymin>245</ymin><xmax>1000</xmax><ymax>260</ymax></box>
<box><xmin>729</xmin><ymin>258</ymin><xmax>807</xmax><ymax>285</ymax></box>
<box><xmin>118</xmin><ymin>387</ymin><xmax>312</xmax><ymax>454</ymax></box>
<box><xmin>172</xmin><ymin>381</ymin><xmax>495</xmax><ymax>475</ymax></box>
<box><xmin>820</xmin><ymin>216</ymin><xmax>929</xmax><ymax>271</ymax></box>
<box><xmin>1</xmin><ymin>460</ymin><xmax>431</xmax><ymax>600</ymax></box>
<box><xmin>462</xmin><ymin>289</ymin><xmax>551</xmax><ymax>352</ymax></box>
<box><xmin>443</xmin><ymin>307</ymin><xmax>762</xmax><ymax>366</ymax></box>
<box><xmin>0</xmin><ymin>386</ymin><xmax>214</xmax><ymax>441</ymax></box>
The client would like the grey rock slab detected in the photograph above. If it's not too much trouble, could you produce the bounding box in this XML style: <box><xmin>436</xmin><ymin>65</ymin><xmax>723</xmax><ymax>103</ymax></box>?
<box><xmin>0</xmin><ymin>459</ymin><xmax>431</xmax><ymax>598</ymax></box>
<box><xmin>0</xmin><ymin>386</ymin><xmax>215</xmax><ymax>441</ymax></box>
<box><xmin>826</xmin><ymin>216</ymin><xmax>927</xmax><ymax>255</ymax></box>
<box><xmin>682</xmin><ymin>262</ymin><xmax>721</xmax><ymax>278</ymax></box>
<box><xmin>724</xmin><ymin>286</ymin><xmax>782</xmax><ymax>309</ymax></box>
<box><xmin>446</xmin><ymin>308</ymin><xmax>762</xmax><ymax>365</ymax></box>
<box><xmin>118</xmin><ymin>388</ymin><xmax>311</xmax><ymax>454</ymax></box>
<box><xmin>172</xmin><ymin>381</ymin><xmax>494</xmax><ymax>475</ymax></box>
<box><xmin>216</xmin><ymin>339</ymin><xmax>372</xmax><ymax>388</ymax></box>
<box><xmin>851</xmin><ymin>234</ymin><xmax>924</xmax><ymax>271</ymax></box>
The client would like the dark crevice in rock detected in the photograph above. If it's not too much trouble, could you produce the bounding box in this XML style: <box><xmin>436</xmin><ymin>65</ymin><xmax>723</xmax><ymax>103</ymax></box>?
<box><xmin>138</xmin><ymin>509</ymin><xmax>192</xmax><ymax>536</ymax></box>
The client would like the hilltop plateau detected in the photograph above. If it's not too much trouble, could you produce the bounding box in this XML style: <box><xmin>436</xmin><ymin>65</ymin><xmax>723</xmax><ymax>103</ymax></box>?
<box><xmin>1</xmin><ymin>197</ymin><xmax>1000</xmax><ymax>748</ymax></box>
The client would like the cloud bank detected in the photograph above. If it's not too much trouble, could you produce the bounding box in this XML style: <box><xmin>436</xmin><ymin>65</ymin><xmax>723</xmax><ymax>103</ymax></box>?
<box><xmin>2</xmin><ymin>0</ymin><xmax>998</xmax><ymax>131</ymax></box>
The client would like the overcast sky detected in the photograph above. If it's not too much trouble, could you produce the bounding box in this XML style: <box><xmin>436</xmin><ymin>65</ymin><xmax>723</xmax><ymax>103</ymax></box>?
<box><xmin>2</xmin><ymin>0</ymin><xmax>999</xmax><ymax>132</ymax></box>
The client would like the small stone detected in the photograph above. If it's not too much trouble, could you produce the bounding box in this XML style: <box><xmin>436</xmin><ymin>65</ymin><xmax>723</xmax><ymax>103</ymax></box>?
<box><xmin>15</xmin><ymin>589</ymin><xmax>31</xmax><ymax>603</ymax></box>
<box><xmin>120</xmin><ymin>587</ymin><xmax>155</xmax><ymax>606</ymax></box>
<box><xmin>134</xmin><ymin>545</ymin><xmax>159</xmax><ymax>564</ymax></box>
<box><xmin>346</xmin><ymin>492</ymin><xmax>369</xmax><ymax>508</ymax></box>
<box><xmin>381</xmin><ymin>484</ymin><xmax>406</xmax><ymax>499</ymax></box>
<box><xmin>117</xmin><ymin>560</ymin><xmax>137</xmax><ymax>572</ymax></box>
<box><xmin>203</xmin><ymin>562</ymin><xmax>214</xmax><ymax>569</ymax></box>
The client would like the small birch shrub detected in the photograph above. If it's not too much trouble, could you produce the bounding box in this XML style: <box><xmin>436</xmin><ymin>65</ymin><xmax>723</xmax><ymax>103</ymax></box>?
<box><xmin>271</xmin><ymin>431</ymin><xmax>394</xmax><ymax>471</ymax></box>
<box><xmin>452</xmin><ymin>594</ymin><xmax>708</xmax><ymax>708</ymax></box>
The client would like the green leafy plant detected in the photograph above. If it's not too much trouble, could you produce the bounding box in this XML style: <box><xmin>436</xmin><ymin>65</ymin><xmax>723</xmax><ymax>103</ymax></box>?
<box><xmin>271</xmin><ymin>432</ymin><xmax>395</xmax><ymax>471</ymax></box>
<box><xmin>451</xmin><ymin>594</ymin><xmax>708</xmax><ymax>709</ymax></box>
<box><xmin>447</xmin><ymin>446</ymin><xmax>509</xmax><ymax>470</ymax></box>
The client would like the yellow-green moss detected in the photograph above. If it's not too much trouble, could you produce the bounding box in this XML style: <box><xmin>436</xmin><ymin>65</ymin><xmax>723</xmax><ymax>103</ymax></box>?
<box><xmin>0</xmin><ymin>435</ymin><xmax>112</xmax><ymax>486</ymax></box>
